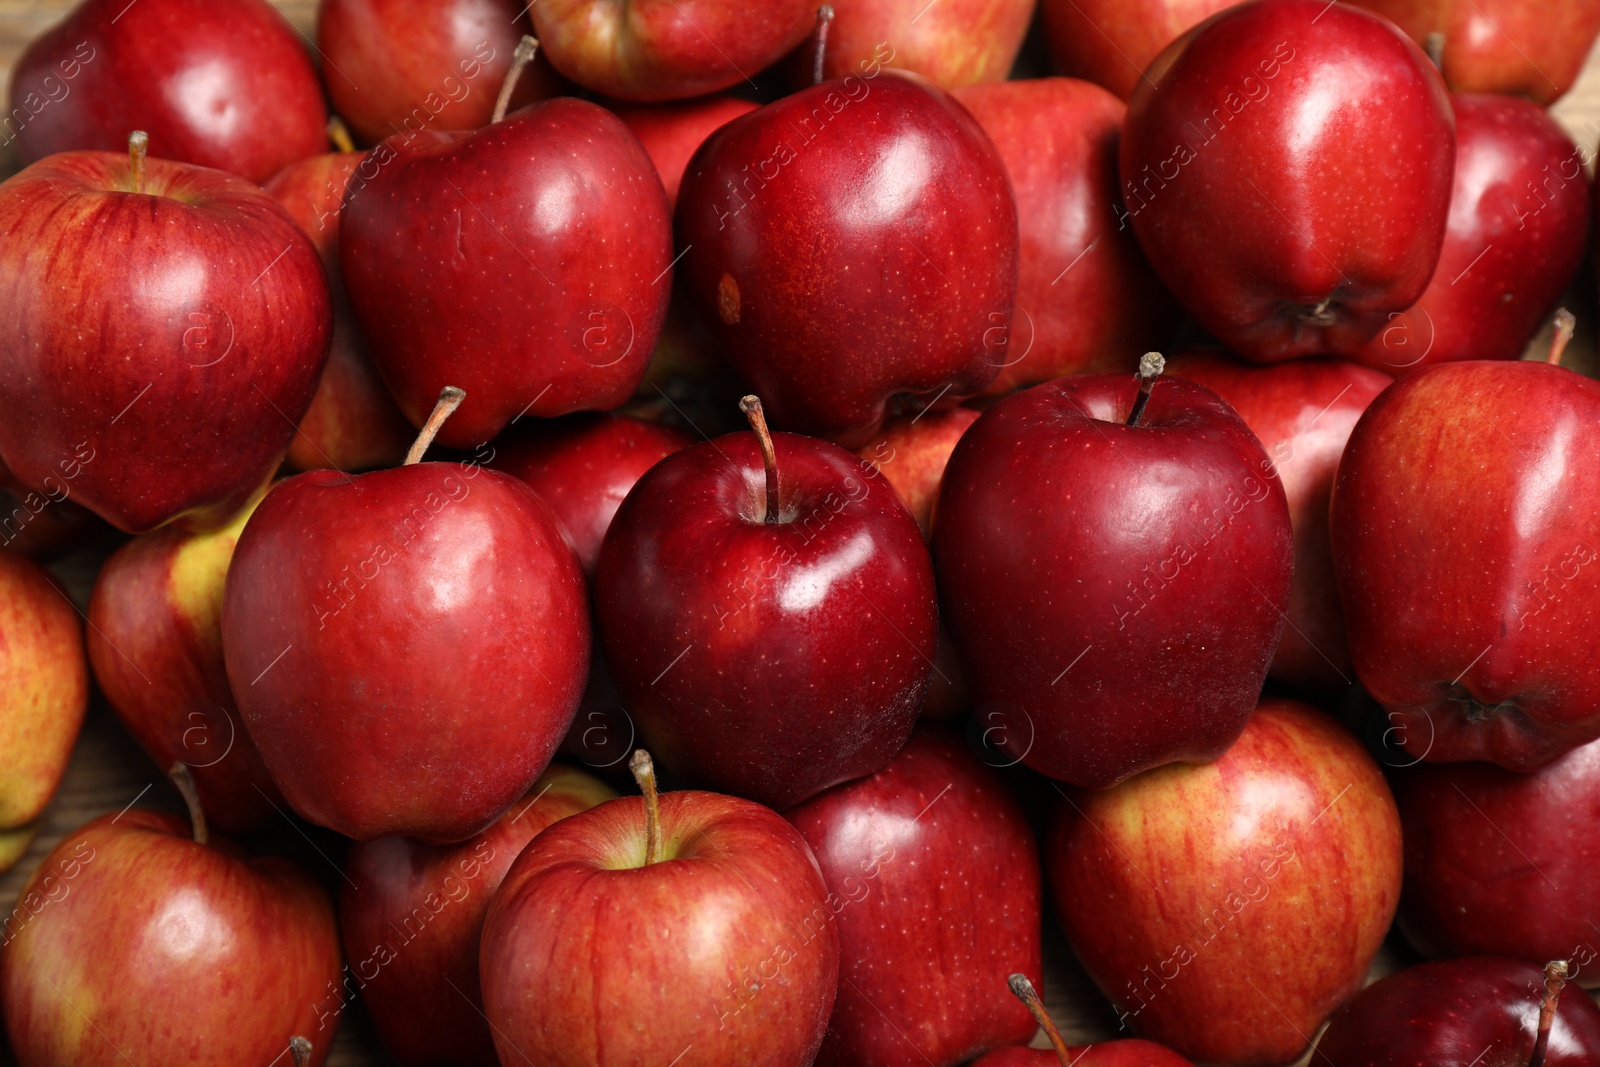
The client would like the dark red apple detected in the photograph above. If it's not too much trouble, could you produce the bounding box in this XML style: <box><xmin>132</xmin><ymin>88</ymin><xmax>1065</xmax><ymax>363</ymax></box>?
<box><xmin>612</xmin><ymin>95</ymin><xmax>760</xmax><ymax>210</ymax></box>
<box><xmin>0</xmin><ymin>456</ymin><xmax>106</xmax><ymax>559</ymax></box>
<box><xmin>341</xmin><ymin>97</ymin><xmax>673</xmax><ymax>449</ymax></box>
<box><xmin>933</xmin><ymin>359</ymin><xmax>1293</xmax><ymax>788</ymax></box>
<box><xmin>0</xmin><ymin>138</ymin><xmax>331</xmax><ymax>534</ymax></box>
<box><xmin>854</xmin><ymin>407</ymin><xmax>980</xmax><ymax>539</ymax></box>
<box><xmin>1165</xmin><ymin>351</ymin><xmax>1391</xmax><ymax>691</ymax></box>
<box><xmin>785</xmin><ymin>727</ymin><xmax>1042</xmax><ymax>1066</ymax></box>
<box><xmin>595</xmin><ymin>399</ymin><xmax>937</xmax><ymax>810</ymax></box>
<box><xmin>971</xmin><ymin>974</ymin><xmax>1195</xmax><ymax>1066</ymax></box>
<box><xmin>954</xmin><ymin>78</ymin><xmax>1180</xmax><ymax>395</ymax></box>
<box><xmin>1352</xmin><ymin>94</ymin><xmax>1591</xmax><ymax>374</ymax></box>
<box><xmin>479</xmin><ymin>752</ymin><xmax>839</xmax><ymax>1066</ymax></box>
<box><xmin>1120</xmin><ymin>0</ymin><xmax>1456</xmax><ymax>362</ymax></box>
<box><xmin>1049</xmin><ymin>700</ymin><xmax>1402</xmax><ymax>1065</ymax></box>
<box><xmin>1039</xmin><ymin>0</ymin><xmax>1236</xmax><ymax>100</ymax></box>
<box><xmin>340</xmin><ymin>764</ymin><xmax>615</xmax><ymax>1067</ymax></box>
<box><xmin>814</xmin><ymin>0</ymin><xmax>1033</xmax><ymax>87</ymax></box>
<box><xmin>676</xmin><ymin>69</ymin><xmax>1018</xmax><ymax>447</ymax></box>
<box><xmin>8</xmin><ymin>0</ymin><xmax>327</xmax><ymax>182</ymax></box>
<box><xmin>1330</xmin><ymin>358</ymin><xmax>1600</xmax><ymax>770</ymax></box>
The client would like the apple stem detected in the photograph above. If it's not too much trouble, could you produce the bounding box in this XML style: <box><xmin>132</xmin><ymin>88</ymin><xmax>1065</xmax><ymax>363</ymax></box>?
<box><xmin>290</xmin><ymin>1037</ymin><xmax>312</xmax><ymax>1067</ymax></box>
<box><xmin>629</xmin><ymin>749</ymin><xmax>663</xmax><ymax>866</ymax></box>
<box><xmin>327</xmin><ymin>117</ymin><xmax>356</xmax><ymax>154</ymax></box>
<box><xmin>1007</xmin><ymin>974</ymin><xmax>1072</xmax><ymax>1066</ymax></box>
<box><xmin>1425</xmin><ymin>31</ymin><xmax>1445</xmax><ymax>70</ymax></box>
<box><xmin>492</xmin><ymin>35</ymin><xmax>540</xmax><ymax>124</ymax></box>
<box><xmin>1547</xmin><ymin>308</ymin><xmax>1575</xmax><ymax>366</ymax></box>
<box><xmin>1126</xmin><ymin>352</ymin><xmax>1165</xmax><ymax>427</ymax></box>
<box><xmin>739</xmin><ymin>395</ymin><xmax>781</xmax><ymax>523</ymax></box>
<box><xmin>403</xmin><ymin>386</ymin><xmax>467</xmax><ymax>465</ymax></box>
<box><xmin>1529</xmin><ymin>960</ymin><xmax>1570</xmax><ymax>1067</ymax></box>
<box><xmin>810</xmin><ymin>6</ymin><xmax>835</xmax><ymax>86</ymax></box>
<box><xmin>167</xmin><ymin>761</ymin><xmax>207</xmax><ymax>847</ymax></box>
<box><xmin>128</xmin><ymin>130</ymin><xmax>149</xmax><ymax>195</ymax></box>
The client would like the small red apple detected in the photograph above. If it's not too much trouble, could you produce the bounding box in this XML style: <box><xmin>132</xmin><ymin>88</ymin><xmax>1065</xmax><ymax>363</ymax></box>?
<box><xmin>1039</xmin><ymin>0</ymin><xmax>1236</xmax><ymax>100</ymax></box>
<box><xmin>814</xmin><ymin>0</ymin><xmax>1033</xmax><ymax>87</ymax></box>
<box><xmin>611</xmin><ymin>95</ymin><xmax>760</xmax><ymax>210</ymax></box>
<box><xmin>0</xmin><ymin>457</ymin><xmax>107</xmax><ymax>560</ymax></box>
<box><xmin>971</xmin><ymin>973</ymin><xmax>1195</xmax><ymax>1066</ymax></box>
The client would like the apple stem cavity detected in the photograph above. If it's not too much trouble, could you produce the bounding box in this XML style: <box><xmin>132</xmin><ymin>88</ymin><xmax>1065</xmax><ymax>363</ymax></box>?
<box><xmin>167</xmin><ymin>761</ymin><xmax>208</xmax><ymax>847</ymax></box>
<box><xmin>1529</xmin><ymin>959</ymin><xmax>1570</xmax><ymax>1067</ymax></box>
<box><xmin>290</xmin><ymin>1036</ymin><xmax>312</xmax><ymax>1067</ymax></box>
<box><xmin>629</xmin><ymin>749</ymin><xmax>663</xmax><ymax>866</ymax></box>
<box><xmin>810</xmin><ymin>6</ymin><xmax>835</xmax><ymax>86</ymax></box>
<box><xmin>128</xmin><ymin>130</ymin><xmax>149</xmax><ymax>195</ymax></box>
<box><xmin>403</xmin><ymin>386</ymin><xmax>467</xmax><ymax>465</ymax></box>
<box><xmin>739</xmin><ymin>395</ymin><xmax>781</xmax><ymax>523</ymax></box>
<box><xmin>327</xmin><ymin>117</ymin><xmax>356</xmax><ymax>154</ymax></box>
<box><xmin>1547</xmin><ymin>308</ymin><xmax>1576</xmax><ymax>366</ymax></box>
<box><xmin>492</xmin><ymin>35</ymin><xmax>540</xmax><ymax>125</ymax></box>
<box><xmin>1126</xmin><ymin>352</ymin><xmax>1165</xmax><ymax>428</ymax></box>
<box><xmin>1007</xmin><ymin>973</ymin><xmax>1073</xmax><ymax>1066</ymax></box>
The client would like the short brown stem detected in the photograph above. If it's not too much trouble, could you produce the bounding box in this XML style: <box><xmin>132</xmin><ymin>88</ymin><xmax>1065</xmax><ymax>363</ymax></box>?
<box><xmin>1425</xmin><ymin>31</ymin><xmax>1445</xmax><ymax>70</ymax></box>
<box><xmin>168</xmin><ymin>761</ymin><xmax>207</xmax><ymax>847</ymax></box>
<box><xmin>492</xmin><ymin>36</ymin><xmax>540</xmax><ymax>124</ymax></box>
<box><xmin>326</xmin><ymin>117</ymin><xmax>356</xmax><ymax>154</ymax></box>
<box><xmin>739</xmin><ymin>395</ymin><xmax>780</xmax><ymax>523</ymax></box>
<box><xmin>811</xmin><ymin>6</ymin><xmax>835</xmax><ymax>86</ymax></box>
<box><xmin>1547</xmin><ymin>308</ymin><xmax>1575</xmax><ymax>366</ymax></box>
<box><xmin>630</xmin><ymin>749</ymin><xmax>662</xmax><ymax>865</ymax></box>
<box><xmin>128</xmin><ymin>130</ymin><xmax>148</xmax><ymax>195</ymax></box>
<box><xmin>404</xmin><ymin>387</ymin><xmax>466</xmax><ymax>465</ymax></box>
<box><xmin>1126</xmin><ymin>352</ymin><xmax>1165</xmax><ymax>427</ymax></box>
<box><xmin>290</xmin><ymin>1037</ymin><xmax>313</xmax><ymax>1067</ymax></box>
<box><xmin>1529</xmin><ymin>960</ymin><xmax>1569</xmax><ymax>1067</ymax></box>
<box><xmin>1007</xmin><ymin>974</ymin><xmax>1071</xmax><ymax>1066</ymax></box>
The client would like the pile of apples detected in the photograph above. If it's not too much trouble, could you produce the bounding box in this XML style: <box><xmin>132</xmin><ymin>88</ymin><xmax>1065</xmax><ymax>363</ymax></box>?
<box><xmin>3</xmin><ymin>0</ymin><xmax>1600</xmax><ymax>1063</ymax></box>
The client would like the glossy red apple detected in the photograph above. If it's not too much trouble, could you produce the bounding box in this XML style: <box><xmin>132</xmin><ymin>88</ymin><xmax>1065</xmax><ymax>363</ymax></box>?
<box><xmin>954</xmin><ymin>78</ymin><xmax>1178</xmax><ymax>394</ymax></box>
<box><xmin>612</xmin><ymin>95</ymin><xmax>760</xmax><ymax>210</ymax></box>
<box><xmin>815</xmin><ymin>0</ymin><xmax>1033</xmax><ymax>87</ymax></box>
<box><xmin>341</xmin><ymin>97</ymin><xmax>673</xmax><ymax>450</ymax></box>
<box><xmin>490</xmin><ymin>412</ymin><xmax>691</xmax><ymax>578</ymax></box>
<box><xmin>1352</xmin><ymin>94</ymin><xmax>1591</xmax><ymax>375</ymax></box>
<box><xmin>0</xmin><ymin>137</ymin><xmax>331</xmax><ymax>534</ymax></box>
<box><xmin>221</xmin><ymin>393</ymin><xmax>591</xmax><ymax>842</ymax></box>
<box><xmin>595</xmin><ymin>399</ymin><xmax>936</xmax><ymax>810</ymax></box>
<box><xmin>1165</xmin><ymin>351</ymin><xmax>1391</xmax><ymax>691</ymax></box>
<box><xmin>933</xmin><ymin>359</ymin><xmax>1292</xmax><ymax>788</ymax></box>
<box><xmin>854</xmin><ymin>407</ymin><xmax>980</xmax><ymax>538</ymax></box>
<box><xmin>1049</xmin><ymin>700</ymin><xmax>1402</xmax><ymax>1065</ymax></box>
<box><xmin>8</xmin><ymin>0</ymin><xmax>327</xmax><ymax>182</ymax></box>
<box><xmin>1330</xmin><ymin>358</ymin><xmax>1600</xmax><ymax>770</ymax></box>
<box><xmin>317</xmin><ymin>0</ymin><xmax>562</xmax><ymax>147</ymax></box>
<box><xmin>1316</xmin><ymin>958</ymin><xmax>1600</xmax><ymax>1065</ymax></box>
<box><xmin>1121</xmin><ymin>0</ymin><xmax>1455</xmax><ymax>363</ymax></box>
<box><xmin>785</xmin><ymin>728</ymin><xmax>1041</xmax><ymax>1066</ymax></box>
<box><xmin>971</xmin><ymin>973</ymin><xmax>1195</xmax><ymax>1066</ymax></box>
<box><xmin>340</xmin><ymin>764</ymin><xmax>615</xmax><ymax>1067</ymax></box>
<box><xmin>0</xmin><ymin>458</ymin><xmax>107</xmax><ymax>560</ymax></box>
<box><xmin>676</xmin><ymin>69</ymin><xmax>1018</xmax><ymax>446</ymax></box>
<box><xmin>479</xmin><ymin>752</ymin><xmax>839</xmax><ymax>1066</ymax></box>
<box><xmin>1039</xmin><ymin>0</ymin><xmax>1235</xmax><ymax>100</ymax></box>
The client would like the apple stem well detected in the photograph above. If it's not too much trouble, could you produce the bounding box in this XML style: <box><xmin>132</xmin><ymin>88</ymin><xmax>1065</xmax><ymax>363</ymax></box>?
<box><xmin>167</xmin><ymin>761</ymin><xmax>208</xmax><ymax>847</ymax></box>
<box><xmin>127</xmin><ymin>130</ymin><xmax>149</xmax><ymax>195</ymax></box>
<box><xmin>810</xmin><ymin>5</ymin><xmax>835</xmax><ymax>86</ymax></box>
<box><xmin>1126</xmin><ymin>352</ymin><xmax>1166</xmax><ymax>428</ymax></box>
<box><xmin>739</xmin><ymin>395</ymin><xmax>782</xmax><ymax>524</ymax></box>
<box><xmin>403</xmin><ymin>386</ymin><xmax>467</xmax><ymax>465</ymax></box>
<box><xmin>629</xmin><ymin>749</ymin><xmax>663</xmax><ymax>866</ymax></box>
<box><xmin>1529</xmin><ymin>960</ymin><xmax>1570</xmax><ymax>1067</ymax></box>
<box><xmin>290</xmin><ymin>1037</ymin><xmax>312</xmax><ymax>1067</ymax></box>
<box><xmin>492</xmin><ymin>35</ymin><xmax>540</xmax><ymax>125</ymax></box>
<box><xmin>327</xmin><ymin>116</ymin><xmax>356</xmax><ymax>154</ymax></box>
<box><xmin>1007</xmin><ymin>973</ymin><xmax>1072</xmax><ymax>1066</ymax></box>
<box><xmin>1547</xmin><ymin>308</ymin><xmax>1576</xmax><ymax>366</ymax></box>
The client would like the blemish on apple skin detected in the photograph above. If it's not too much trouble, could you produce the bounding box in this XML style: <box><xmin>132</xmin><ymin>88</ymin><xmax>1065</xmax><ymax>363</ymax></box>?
<box><xmin>718</xmin><ymin>273</ymin><xmax>741</xmax><ymax>324</ymax></box>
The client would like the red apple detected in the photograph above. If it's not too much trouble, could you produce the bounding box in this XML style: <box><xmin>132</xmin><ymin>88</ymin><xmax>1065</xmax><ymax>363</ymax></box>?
<box><xmin>676</xmin><ymin>69</ymin><xmax>1018</xmax><ymax>447</ymax></box>
<box><xmin>8</xmin><ymin>0</ymin><xmax>327</xmax><ymax>182</ymax></box>
<box><xmin>341</xmin><ymin>98</ymin><xmax>673</xmax><ymax>450</ymax></box>
<box><xmin>933</xmin><ymin>360</ymin><xmax>1293</xmax><ymax>789</ymax></box>
<box><xmin>972</xmin><ymin>973</ymin><xmax>1195</xmax><ymax>1066</ymax></box>
<box><xmin>0</xmin><ymin>138</ymin><xmax>331</xmax><ymax>534</ymax></box>
<box><xmin>1330</xmin><ymin>358</ymin><xmax>1600</xmax><ymax>770</ymax></box>
<box><xmin>340</xmin><ymin>764</ymin><xmax>616</xmax><ymax>1067</ymax></box>
<box><xmin>1165</xmin><ymin>351</ymin><xmax>1391</xmax><ymax>691</ymax></box>
<box><xmin>785</xmin><ymin>727</ymin><xmax>1042</xmax><ymax>1066</ymax></box>
<box><xmin>595</xmin><ymin>399</ymin><xmax>937</xmax><ymax>810</ymax></box>
<box><xmin>1120</xmin><ymin>0</ymin><xmax>1455</xmax><ymax>362</ymax></box>
<box><xmin>479</xmin><ymin>753</ymin><xmax>839</xmax><ymax>1066</ymax></box>
<box><xmin>611</xmin><ymin>95</ymin><xmax>760</xmax><ymax>210</ymax></box>
<box><xmin>490</xmin><ymin>412</ymin><xmax>692</xmax><ymax>578</ymax></box>
<box><xmin>1038</xmin><ymin>0</ymin><xmax>1236</xmax><ymax>100</ymax></box>
<box><xmin>854</xmin><ymin>407</ymin><xmax>980</xmax><ymax>538</ymax></box>
<box><xmin>0</xmin><ymin>456</ymin><xmax>106</xmax><ymax>560</ymax></box>
<box><xmin>814</xmin><ymin>0</ymin><xmax>1033</xmax><ymax>87</ymax></box>
<box><xmin>317</xmin><ymin>0</ymin><xmax>562</xmax><ymax>147</ymax></box>
<box><xmin>1049</xmin><ymin>700</ymin><xmax>1402</xmax><ymax>1065</ymax></box>
<box><xmin>1352</xmin><ymin>94</ymin><xmax>1591</xmax><ymax>375</ymax></box>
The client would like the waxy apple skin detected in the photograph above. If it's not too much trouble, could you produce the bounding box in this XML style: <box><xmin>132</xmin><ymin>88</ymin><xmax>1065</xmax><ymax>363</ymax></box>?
<box><xmin>786</xmin><ymin>728</ymin><xmax>1042</xmax><ymax>1066</ymax></box>
<box><xmin>612</xmin><ymin>96</ymin><xmax>760</xmax><ymax>210</ymax></box>
<box><xmin>676</xmin><ymin>71</ymin><xmax>1018</xmax><ymax>447</ymax></box>
<box><xmin>0</xmin><ymin>150</ymin><xmax>332</xmax><ymax>534</ymax></box>
<box><xmin>340</xmin><ymin>99</ymin><xmax>673</xmax><ymax>450</ymax></box>
<box><xmin>1315</xmin><ymin>956</ymin><xmax>1600</xmax><ymax>1065</ymax></box>
<box><xmin>933</xmin><ymin>373</ymin><xmax>1292</xmax><ymax>789</ymax></box>
<box><xmin>974</xmin><ymin>1040</ymin><xmax>1194</xmax><ymax>1065</ymax></box>
<box><xmin>596</xmin><ymin>431</ymin><xmax>936</xmax><ymax>811</ymax></box>
<box><xmin>1049</xmin><ymin>701</ymin><xmax>1402</xmax><ymax>1066</ymax></box>
<box><xmin>221</xmin><ymin>463</ymin><xmax>590</xmax><ymax>842</ymax></box>
<box><xmin>1121</xmin><ymin>0</ymin><xmax>1455</xmax><ymax>363</ymax></box>
<box><xmin>0</xmin><ymin>811</ymin><xmax>343</xmax><ymax>1066</ymax></box>
<box><xmin>1353</xmin><ymin>94</ymin><xmax>1591</xmax><ymax>375</ymax></box>
<box><xmin>815</xmin><ymin>0</ymin><xmax>1033</xmax><ymax>88</ymax></box>
<box><xmin>1165</xmin><ymin>352</ymin><xmax>1390</xmax><ymax>691</ymax></box>
<box><xmin>341</xmin><ymin>765</ymin><xmax>615</xmax><ymax>1067</ymax></box>
<box><xmin>1040</xmin><ymin>0</ymin><xmax>1236</xmax><ymax>100</ymax></box>
<box><xmin>1330</xmin><ymin>359</ymin><xmax>1600</xmax><ymax>771</ymax></box>
<box><xmin>9</xmin><ymin>0</ymin><xmax>327</xmax><ymax>183</ymax></box>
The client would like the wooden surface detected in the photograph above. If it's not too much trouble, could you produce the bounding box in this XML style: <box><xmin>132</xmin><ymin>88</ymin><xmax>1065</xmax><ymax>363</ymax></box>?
<box><xmin>0</xmin><ymin>1</ymin><xmax>1598</xmax><ymax>1065</ymax></box>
